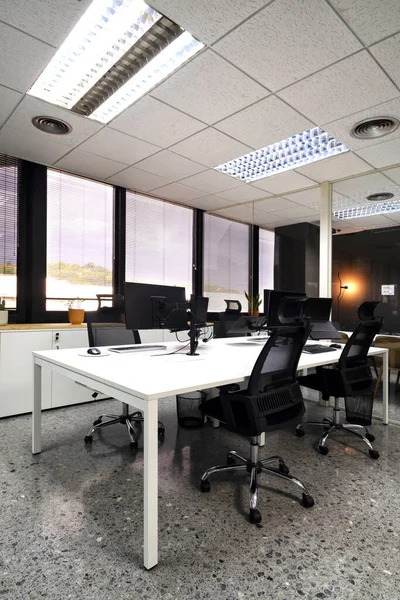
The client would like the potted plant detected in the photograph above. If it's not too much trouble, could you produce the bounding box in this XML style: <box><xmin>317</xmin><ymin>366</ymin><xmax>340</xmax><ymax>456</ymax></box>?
<box><xmin>245</xmin><ymin>292</ymin><xmax>262</xmax><ymax>317</ymax></box>
<box><xmin>0</xmin><ymin>298</ymin><xmax>8</xmax><ymax>326</ymax></box>
<box><xmin>66</xmin><ymin>298</ymin><xmax>85</xmax><ymax>325</ymax></box>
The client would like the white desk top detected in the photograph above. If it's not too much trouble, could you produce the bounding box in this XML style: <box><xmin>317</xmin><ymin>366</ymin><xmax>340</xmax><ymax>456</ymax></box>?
<box><xmin>33</xmin><ymin>338</ymin><xmax>386</xmax><ymax>402</ymax></box>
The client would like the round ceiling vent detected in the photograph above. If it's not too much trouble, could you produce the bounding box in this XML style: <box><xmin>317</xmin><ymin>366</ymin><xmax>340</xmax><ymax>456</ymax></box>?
<box><xmin>350</xmin><ymin>117</ymin><xmax>399</xmax><ymax>140</ymax></box>
<box><xmin>366</xmin><ymin>192</ymin><xmax>394</xmax><ymax>202</ymax></box>
<box><xmin>32</xmin><ymin>116</ymin><xmax>72</xmax><ymax>135</ymax></box>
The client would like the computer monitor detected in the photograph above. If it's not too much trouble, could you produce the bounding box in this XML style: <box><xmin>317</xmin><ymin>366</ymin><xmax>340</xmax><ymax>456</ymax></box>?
<box><xmin>124</xmin><ymin>282</ymin><xmax>186</xmax><ymax>330</ymax></box>
<box><xmin>304</xmin><ymin>296</ymin><xmax>341</xmax><ymax>340</ymax></box>
<box><xmin>303</xmin><ymin>297</ymin><xmax>332</xmax><ymax>321</ymax></box>
<box><xmin>190</xmin><ymin>295</ymin><xmax>209</xmax><ymax>327</ymax></box>
<box><xmin>265</xmin><ymin>289</ymin><xmax>307</xmax><ymax>327</ymax></box>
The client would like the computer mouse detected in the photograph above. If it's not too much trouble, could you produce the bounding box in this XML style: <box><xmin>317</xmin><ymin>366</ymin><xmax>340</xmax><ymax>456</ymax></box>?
<box><xmin>87</xmin><ymin>347</ymin><xmax>101</xmax><ymax>355</ymax></box>
<box><xmin>329</xmin><ymin>343</ymin><xmax>342</xmax><ymax>349</ymax></box>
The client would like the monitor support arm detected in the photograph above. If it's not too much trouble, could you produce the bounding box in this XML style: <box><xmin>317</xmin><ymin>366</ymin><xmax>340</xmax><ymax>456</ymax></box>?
<box><xmin>187</xmin><ymin>313</ymin><xmax>200</xmax><ymax>356</ymax></box>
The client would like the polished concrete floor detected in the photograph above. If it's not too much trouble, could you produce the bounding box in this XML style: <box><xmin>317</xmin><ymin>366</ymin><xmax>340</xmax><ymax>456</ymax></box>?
<box><xmin>1</xmin><ymin>393</ymin><xmax>400</xmax><ymax>600</ymax></box>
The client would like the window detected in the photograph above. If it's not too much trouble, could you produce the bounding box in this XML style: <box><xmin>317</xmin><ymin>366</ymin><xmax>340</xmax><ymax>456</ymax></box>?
<box><xmin>259</xmin><ymin>228</ymin><xmax>275</xmax><ymax>311</ymax></box>
<box><xmin>203</xmin><ymin>214</ymin><xmax>249</xmax><ymax>312</ymax></box>
<box><xmin>126</xmin><ymin>191</ymin><xmax>193</xmax><ymax>294</ymax></box>
<box><xmin>46</xmin><ymin>170</ymin><xmax>114</xmax><ymax>310</ymax></box>
<box><xmin>0</xmin><ymin>153</ymin><xmax>18</xmax><ymax>310</ymax></box>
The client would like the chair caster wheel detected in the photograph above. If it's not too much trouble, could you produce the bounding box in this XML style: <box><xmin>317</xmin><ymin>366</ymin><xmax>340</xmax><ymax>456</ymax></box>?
<box><xmin>318</xmin><ymin>445</ymin><xmax>329</xmax><ymax>455</ymax></box>
<box><xmin>296</xmin><ymin>428</ymin><xmax>305</xmax><ymax>437</ymax></box>
<box><xmin>279</xmin><ymin>462</ymin><xmax>289</xmax><ymax>475</ymax></box>
<box><xmin>227</xmin><ymin>455</ymin><xmax>236</xmax><ymax>466</ymax></box>
<box><xmin>249</xmin><ymin>509</ymin><xmax>262</xmax><ymax>524</ymax></box>
<box><xmin>200</xmin><ymin>480</ymin><xmax>211</xmax><ymax>493</ymax></box>
<box><xmin>93</xmin><ymin>418</ymin><xmax>102</xmax><ymax>426</ymax></box>
<box><xmin>369</xmin><ymin>449</ymin><xmax>379</xmax><ymax>459</ymax></box>
<box><xmin>365</xmin><ymin>432</ymin><xmax>375</xmax><ymax>442</ymax></box>
<box><xmin>84</xmin><ymin>435</ymin><xmax>93</xmax><ymax>444</ymax></box>
<box><xmin>302</xmin><ymin>494</ymin><xmax>314</xmax><ymax>508</ymax></box>
<box><xmin>158</xmin><ymin>427</ymin><xmax>165</xmax><ymax>437</ymax></box>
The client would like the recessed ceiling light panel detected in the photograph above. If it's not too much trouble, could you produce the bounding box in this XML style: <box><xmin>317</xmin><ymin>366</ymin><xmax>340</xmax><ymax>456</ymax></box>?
<box><xmin>334</xmin><ymin>199</ymin><xmax>400</xmax><ymax>219</ymax></box>
<box><xmin>28</xmin><ymin>0</ymin><xmax>161</xmax><ymax>110</ymax></box>
<box><xmin>215</xmin><ymin>127</ymin><xmax>348</xmax><ymax>183</ymax></box>
<box><xmin>350</xmin><ymin>117</ymin><xmax>399</xmax><ymax>140</ymax></box>
<box><xmin>89</xmin><ymin>31</ymin><xmax>203</xmax><ymax>123</ymax></box>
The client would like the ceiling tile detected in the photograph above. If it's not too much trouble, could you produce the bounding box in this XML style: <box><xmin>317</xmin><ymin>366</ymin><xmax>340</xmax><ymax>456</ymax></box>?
<box><xmin>253</xmin><ymin>212</ymin><xmax>283</xmax><ymax>226</ymax></box>
<box><xmin>322</xmin><ymin>97</ymin><xmax>400</xmax><ymax>152</ymax></box>
<box><xmin>385</xmin><ymin>167</ymin><xmax>400</xmax><ymax>185</ymax></box>
<box><xmin>217</xmin><ymin>185</ymin><xmax>269</xmax><ymax>203</ymax></box>
<box><xmin>342</xmin><ymin>214</ymin><xmax>397</xmax><ymax>227</ymax></box>
<box><xmin>171</xmin><ymin>128</ymin><xmax>252</xmax><ymax>168</ymax></box>
<box><xmin>355</xmin><ymin>137</ymin><xmax>400</xmax><ymax>168</ymax></box>
<box><xmin>107</xmin><ymin>166</ymin><xmax>172</xmax><ymax>192</ymax></box>
<box><xmin>0</xmin><ymin>0</ymin><xmax>92</xmax><ymax>46</ymax></box>
<box><xmin>7</xmin><ymin>96</ymin><xmax>102</xmax><ymax>147</ymax></box>
<box><xmin>0</xmin><ymin>86</ymin><xmax>22</xmax><ymax>127</ymax></box>
<box><xmin>278</xmin><ymin>51</ymin><xmax>398</xmax><ymax>124</ymax></box>
<box><xmin>252</xmin><ymin>170</ymin><xmax>316</xmax><ymax>194</ymax></box>
<box><xmin>0</xmin><ymin>125</ymin><xmax>70</xmax><ymax>165</ymax></box>
<box><xmin>255</xmin><ymin>197</ymin><xmax>300</xmax><ymax>212</ymax></box>
<box><xmin>329</xmin><ymin>0</ymin><xmax>400</xmax><ymax>46</ymax></box>
<box><xmin>149</xmin><ymin>0</ymin><xmax>267</xmax><ymax>45</ymax></box>
<box><xmin>215</xmin><ymin>96</ymin><xmax>314</xmax><ymax>148</ymax></box>
<box><xmin>183</xmin><ymin>195</ymin><xmax>234</xmax><ymax>211</ymax></box>
<box><xmin>179</xmin><ymin>169</ymin><xmax>243</xmax><ymax>194</ymax></box>
<box><xmin>213</xmin><ymin>204</ymin><xmax>256</xmax><ymax>223</ymax></box>
<box><xmin>272</xmin><ymin>219</ymin><xmax>305</xmax><ymax>228</ymax></box>
<box><xmin>214</xmin><ymin>0</ymin><xmax>361</xmax><ymax>92</ymax></box>
<box><xmin>151</xmin><ymin>49</ymin><xmax>267</xmax><ymax>125</ymax></box>
<box><xmin>0</xmin><ymin>22</ymin><xmax>55</xmax><ymax>92</ymax></box>
<box><xmin>295</xmin><ymin>152</ymin><xmax>372</xmax><ymax>182</ymax></box>
<box><xmin>78</xmin><ymin>129</ymin><xmax>161</xmax><ymax>165</ymax></box>
<box><xmin>370</xmin><ymin>33</ymin><xmax>400</xmax><ymax>89</ymax></box>
<box><xmin>133</xmin><ymin>150</ymin><xmax>206</xmax><ymax>180</ymax></box>
<box><xmin>109</xmin><ymin>96</ymin><xmax>206</xmax><ymax>148</ymax></box>
<box><xmin>333</xmin><ymin>172</ymin><xmax>394</xmax><ymax>196</ymax></box>
<box><xmin>151</xmin><ymin>182</ymin><xmax>205</xmax><ymax>203</ymax></box>
<box><xmin>271</xmin><ymin>205</ymin><xmax>319</xmax><ymax>219</ymax></box>
<box><xmin>283</xmin><ymin>187</ymin><xmax>322</xmax><ymax>206</ymax></box>
<box><xmin>54</xmin><ymin>150</ymin><xmax>127</xmax><ymax>181</ymax></box>
<box><xmin>332</xmin><ymin>191</ymin><xmax>361</xmax><ymax>211</ymax></box>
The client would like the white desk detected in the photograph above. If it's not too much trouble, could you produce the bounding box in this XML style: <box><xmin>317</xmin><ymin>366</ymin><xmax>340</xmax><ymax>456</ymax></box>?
<box><xmin>31</xmin><ymin>338</ymin><xmax>388</xmax><ymax>570</ymax></box>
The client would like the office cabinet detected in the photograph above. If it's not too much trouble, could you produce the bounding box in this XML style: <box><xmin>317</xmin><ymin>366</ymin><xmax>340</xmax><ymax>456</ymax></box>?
<box><xmin>0</xmin><ymin>331</ymin><xmax>52</xmax><ymax>417</ymax></box>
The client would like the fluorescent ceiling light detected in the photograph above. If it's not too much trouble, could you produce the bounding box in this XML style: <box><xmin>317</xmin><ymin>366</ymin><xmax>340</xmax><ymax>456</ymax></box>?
<box><xmin>215</xmin><ymin>127</ymin><xmax>349</xmax><ymax>183</ymax></box>
<box><xmin>29</xmin><ymin>0</ymin><xmax>161</xmax><ymax>110</ymax></box>
<box><xmin>334</xmin><ymin>201</ymin><xmax>400</xmax><ymax>219</ymax></box>
<box><xmin>89</xmin><ymin>31</ymin><xmax>203</xmax><ymax>123</ymax></box>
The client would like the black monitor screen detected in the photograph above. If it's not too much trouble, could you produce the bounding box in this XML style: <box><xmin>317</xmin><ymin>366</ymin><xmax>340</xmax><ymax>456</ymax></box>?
<box><xmin>124</xmin><ymin>282</ymin><xmax>186</xmax><ymax>330</ymax></box>
<box><xmin>265</xmin><ymin>289</ymin><xmax>306</xmax><ymax>327</ymax></box>
<box><xmin>303</xmin><ymin>297</ymin><xmax>332</xmax><ymax>322</ymax></box>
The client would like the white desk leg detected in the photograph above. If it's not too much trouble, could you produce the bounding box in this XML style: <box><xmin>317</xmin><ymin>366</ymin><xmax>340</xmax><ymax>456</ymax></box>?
<box><xmin>212</xmin><ymin>418</ymin><xmax>220</xmax><ymax>428</ymax></box>
<box><xmin>382</xmin><ymin>350</ymin><xmax>389</xmax><ymax>425</ymax></box>
<box><xmin>143</xmin><ymin>399</ymin><xmax>158</xmax><ymax>570</ymax></box>
<box><xmin>32</xmin><ymin>361</ymin><xmax>42</xmax><ymax>454</ymax></box>
<box><xmin>258</xmin><ymin>433</ymin><xmax>265</xmax><ymax>447</ymax></box>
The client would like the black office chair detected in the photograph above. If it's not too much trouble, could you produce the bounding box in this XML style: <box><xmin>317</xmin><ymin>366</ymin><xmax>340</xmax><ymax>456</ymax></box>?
<box><xmin>199</xmin><ymin>324</ymin><xmax>314</xmax><ymax>524</ymax></box>
<box><xmin>296</xmin><ymin>319</ymin><xmax>382</xmax><ymax>458</ymax></box>
<box><xmin>214</xmin><ymin>299</ymin><xmax>244</xmax><ymax>339</ymax></box>
<box><xmin>84</xmin><ymin>311</ymin><xmax>165</xmax><ymax>446</ymax></box>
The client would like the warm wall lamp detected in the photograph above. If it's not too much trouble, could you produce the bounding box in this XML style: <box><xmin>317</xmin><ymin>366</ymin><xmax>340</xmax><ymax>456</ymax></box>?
<box><xmin>336</xmin><ymin>273</ymin><xmax>348</xmax><ymax>323</ymax></box>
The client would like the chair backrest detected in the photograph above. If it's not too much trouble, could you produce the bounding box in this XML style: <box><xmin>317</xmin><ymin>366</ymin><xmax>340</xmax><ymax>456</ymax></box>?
<box><xmin>247</xmin><ymin>324</ymin><xmax>309</xmax><ymax>394</ymax></box>
<box><xmin>86</xmin><ymin>310</ymin><xmax>141</xmax><ymax>347</ymax></box>
<box><xmin>357</xmin><ymin>301</ymin><xmax>381</xmax><ymax>322</ymax></box>
<box><xmin>338</xmin><ymin>320</ymin><xmax>382</xmax><ymax>369</ymax></box>
<box><xmin>217</xmin><ymin>324</ymin><xmax>309</xmax><ymax>435</ymax></box>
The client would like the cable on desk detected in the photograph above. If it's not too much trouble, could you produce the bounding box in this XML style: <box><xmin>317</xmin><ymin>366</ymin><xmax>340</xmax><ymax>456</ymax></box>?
<box><xmin>151</xmin><ymin>341</ymin><xmax>191</xmax><ymax>357</ymax></box>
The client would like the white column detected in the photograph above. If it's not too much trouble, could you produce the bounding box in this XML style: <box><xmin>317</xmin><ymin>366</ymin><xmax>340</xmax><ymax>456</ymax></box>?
<box><xmin>319</xmin><ymin>182</ymin><xmax>332</xmax><ymax>298</ymax></box>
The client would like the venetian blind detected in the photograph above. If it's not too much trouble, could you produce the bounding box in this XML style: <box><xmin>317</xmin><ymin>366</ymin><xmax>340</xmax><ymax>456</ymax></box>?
<box><xmin>0</xmin><ymin>153</ymin><xmax>19</xmax><ymax>309</ymax></box>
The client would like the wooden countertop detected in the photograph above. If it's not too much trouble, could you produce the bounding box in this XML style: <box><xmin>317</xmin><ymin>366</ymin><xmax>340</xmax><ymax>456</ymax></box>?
<box><xmin>0</xmin><ymin>323</ymin><xmax>87</xmax><ymax>331</ymax></box>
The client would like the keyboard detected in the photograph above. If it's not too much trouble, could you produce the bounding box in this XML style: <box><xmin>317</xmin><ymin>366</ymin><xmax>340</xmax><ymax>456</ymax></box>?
<box><xmin>108</xmin><ymin>344</ymin><xmax>166</xmax><ymax>353</ymax></box>
<box><xmin>303</xmin><ymin>344</ymin><xmax>335</xmax><ymax>354</ymax></box>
